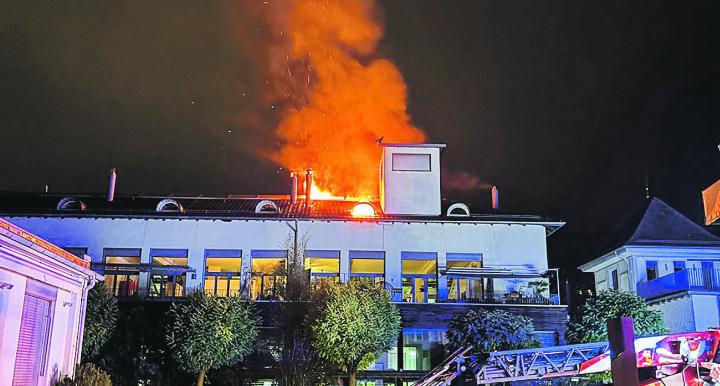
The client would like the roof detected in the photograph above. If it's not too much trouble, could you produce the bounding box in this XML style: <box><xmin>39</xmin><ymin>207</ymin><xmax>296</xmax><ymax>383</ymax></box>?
<box><xmin>580</xmin><ymin>197</ymin><xmax>720</xmax><ymax>271</ymax></box>
<box><xmin>0</xmin><ymin>192</ymin><xmax>564</xmax><ymax>233</ymax></box>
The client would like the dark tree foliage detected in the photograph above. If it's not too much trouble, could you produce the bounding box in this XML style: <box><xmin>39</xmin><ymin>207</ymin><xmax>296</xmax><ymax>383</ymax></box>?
<box><xmin>446</xmin><ymin>309</ymin><xmax>539</xmax><ymax>354</ymax></box>
<box><xmin>310</xmin><ymin>281</ymin><xmax>401</xmax><ymax>386</ymax></box>
<box><xmin>82</xmin><ymin>284</ymin><xmax>118</xmax><ymax>361</ymax></box>
<box><xmin>55</xmin><ymin>363</ymin><xmax>112</xmax><ymax>386</ymax></box>
<box><xmin>566</xmin><ymin>290</ymin><xmax>668</xmax><ymax>343</ymax></box>
<box><xmin>166</xmin><ymin>291</ymin><xmax>259</xmax><ymax>386</ymax></box>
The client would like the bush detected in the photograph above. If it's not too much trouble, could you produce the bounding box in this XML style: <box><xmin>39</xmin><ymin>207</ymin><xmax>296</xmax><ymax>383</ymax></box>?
<box><xmin>566</xmin><ymin>290</ymin><xmax>668</xmax><ymax>343</ymax></box>
<box><xmin>55</xmin><ymin>363</ymin><xmax>112</xmax><ymax>386</ymax></box>
<box><xmin>446</xmin><ymin>309</ymin><xmax>539</xmax><ymax>353</ymax></box>
<box><xmin>83</xmin><ymin>284</ymin><xmax>118</xmax><ymax>360</ymax></box>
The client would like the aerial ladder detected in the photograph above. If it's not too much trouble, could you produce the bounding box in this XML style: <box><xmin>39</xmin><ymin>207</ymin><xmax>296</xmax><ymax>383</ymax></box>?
<box><xmin>416</xmin><ymin>329</ymin><xmax>720</xmax><ymax>386</ymax></box>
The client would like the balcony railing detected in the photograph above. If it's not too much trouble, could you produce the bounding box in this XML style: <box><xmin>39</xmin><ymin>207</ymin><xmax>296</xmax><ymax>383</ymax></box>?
<box><xmin>637</xmin><ymin>268</ymin><xmax>720</xmax><ymax>300</ymax></box>
<box><xmin>439</xmin><ymin>291</ymin><xmax>560</xmax><ymax>305</ymax></box>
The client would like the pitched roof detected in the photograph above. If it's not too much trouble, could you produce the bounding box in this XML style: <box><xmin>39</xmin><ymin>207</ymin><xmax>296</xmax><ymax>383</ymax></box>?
<box><xmin>606</xmin><ymin>197</ymin><xmax>720</xmax><ymax>250</ymax></box>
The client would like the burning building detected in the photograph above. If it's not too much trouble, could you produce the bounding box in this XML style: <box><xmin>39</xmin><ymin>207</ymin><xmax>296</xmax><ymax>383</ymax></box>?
<box><xmin>0</xmin><ymin>143</ymin><xmax>566</xmax><ymax>383</ymax></box>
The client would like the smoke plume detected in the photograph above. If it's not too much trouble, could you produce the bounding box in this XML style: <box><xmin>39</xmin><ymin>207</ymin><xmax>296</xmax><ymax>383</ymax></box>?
<box><xmin>258</xmin><ymin>0</ymin><xmax>425</xmax><ymax>198</ymax></box>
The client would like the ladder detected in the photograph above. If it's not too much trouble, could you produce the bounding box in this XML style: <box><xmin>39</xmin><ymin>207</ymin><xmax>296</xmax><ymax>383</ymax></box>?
<box><xmin>474</xmin><ymin>342</ymin><xmax>609</xmax><ymax>384</ymax></box>
<box><xmin>414</xmin><ymin>347</ymin><xmax>473</xmax><ymax>386</ymax></box>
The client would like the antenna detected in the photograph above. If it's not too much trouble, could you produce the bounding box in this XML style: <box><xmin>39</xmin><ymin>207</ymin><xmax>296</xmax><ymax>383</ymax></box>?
<box><xmin>644</xmin><ymin>167</ymin><xmax>650</xmax><ymax>199</ymax></box>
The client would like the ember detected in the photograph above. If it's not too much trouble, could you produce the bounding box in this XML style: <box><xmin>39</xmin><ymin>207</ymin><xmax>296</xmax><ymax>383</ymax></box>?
<box><xmin>263</xmin><ymin>0</ymin><xmax>425</xmax><ymax>199</ymax></box>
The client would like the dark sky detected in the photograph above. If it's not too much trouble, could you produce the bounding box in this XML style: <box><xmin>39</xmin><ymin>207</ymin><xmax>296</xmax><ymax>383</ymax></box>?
<box><xmin>1</xmin><ymin>1</ymin><xmax>719</xmax><ymax>277</ymax></box>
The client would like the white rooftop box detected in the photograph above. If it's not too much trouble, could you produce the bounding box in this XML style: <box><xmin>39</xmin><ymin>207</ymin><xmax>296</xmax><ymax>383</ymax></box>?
<box><xmin>380</xmin><ymin>143</ymin><xmax>445</xmax><ymax>216</ymax></box>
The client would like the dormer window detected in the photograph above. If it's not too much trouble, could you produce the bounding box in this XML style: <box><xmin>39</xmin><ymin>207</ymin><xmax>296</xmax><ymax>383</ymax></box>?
<box><xmin>255</xmin><ymin>200</ymin><xmax>279</xmax><ymax>214</ymax></box>
<box><xmin>57</xmin><ymin>197</ymin><xmax>87</xmax><ymax>211</ymax></box>
<box><xmin>156</xmin><ymin>199</ymin><xmax>184</xmax><ymax>213</ymax></box>
<box><xmin>446</xmin><ymin>203</ymin><xmax>470</xmax><ymax>217</ymax></box>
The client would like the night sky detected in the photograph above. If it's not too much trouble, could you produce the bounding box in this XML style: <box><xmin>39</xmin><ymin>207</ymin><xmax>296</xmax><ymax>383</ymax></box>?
<box><xmin>1</xmin><ymin>1</ymin><xmax>719</xmax><ymax>280</ymax></box>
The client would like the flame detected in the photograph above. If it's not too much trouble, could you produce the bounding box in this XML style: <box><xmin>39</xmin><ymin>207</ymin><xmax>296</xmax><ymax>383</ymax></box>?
<box><xmin>262</xmin><ymin>0</ymin><xmax>426</xmax><ymax>199</ymax></box>
<box><xmin>351</xmin><ymin>202</ymin><xmax>376</xmax><ymax>218</ymax></box>
<box><xmin>307</xmin><ymin>182</ymin><xmax>370</xmax><ymax>202</ymax></box>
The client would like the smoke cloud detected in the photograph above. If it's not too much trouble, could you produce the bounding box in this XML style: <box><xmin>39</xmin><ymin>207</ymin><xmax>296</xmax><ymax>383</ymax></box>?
<box><xmin>255</xmin><ymin>0</ymin><xmax>425</xmax><ymax>198</ymax></box>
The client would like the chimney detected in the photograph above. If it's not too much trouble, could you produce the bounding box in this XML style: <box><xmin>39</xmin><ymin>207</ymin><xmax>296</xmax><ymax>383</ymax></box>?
<box><xmin>107</xmin><ymin>168</ymin><xmax>117</xmax><ymax>202</ymax></box>
<box><xmin>305</xmin><ymin>168</ymin><xmax>313</xmax><ymax>208</ymax></box>
<box><xmin>491</xmin><ymin>185</ymin><xmax>499</xmax><ymax>210</ymax></box>
<box><xmin>290</xmin><ymin>172</ymin><xmax>298</xmax><ymax>203</ymax></box>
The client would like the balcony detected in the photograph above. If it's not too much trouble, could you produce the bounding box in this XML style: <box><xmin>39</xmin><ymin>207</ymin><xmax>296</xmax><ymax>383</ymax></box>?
<box><xmin>637</xmin><ymin>268</ymin><xmax>720</xmax><ymax>300</ymax></box>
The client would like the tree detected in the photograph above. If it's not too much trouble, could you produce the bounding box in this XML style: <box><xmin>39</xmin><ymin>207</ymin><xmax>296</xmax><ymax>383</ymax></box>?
<box><xmin>270</xmin><ymin>231</ymin><xmax>337</xmax><ymax>386</ymax></box>
<box><xmin>446</xmin><ymin>309</ymin><xmax>539</xmax><ymax>354</ymax></box>
<box><xmin>566</xmin><ymin>290</ymin><xmax>668</xmax><ymax>344</ymax></box>
<box><xmin>166</xmin><ymin>291</ymin><xmax>260</xmax><ymax>386</ymax></box>
<box><xmin>82</xmin><ymin>284</ymin><xmax>118</xmax><ymax>361</ymax></box>
<box><xmin>310</xmin><ymin>282</ymin><xmax>401</xmax><ymax>386</ymax></box>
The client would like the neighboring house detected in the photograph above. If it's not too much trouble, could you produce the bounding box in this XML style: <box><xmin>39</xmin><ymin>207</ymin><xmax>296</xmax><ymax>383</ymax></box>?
<box><xmin>0</xmin><ymin>143</ymin><xmax>566</xmax><ymax>384</ymax></box>
<box><xmin>579</xmin><ymin>197</ymin><xmax>720</xmax><ymax>334</ymax></box>
<box><xmin>0</xmin><ymin>218</ymin><xmax>99</xmax><ymax>386</ymax></box>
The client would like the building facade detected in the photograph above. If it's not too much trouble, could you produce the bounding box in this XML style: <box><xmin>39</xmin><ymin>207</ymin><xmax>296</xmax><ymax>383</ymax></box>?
<box><xmin>0</xmin><ymin>143</ymin><xmax>567</xmax><ymax>383</ymax></box>
<box><xmin>579</xmin><ymin>198</ymin><xmax>720</xmax><ymax>334</ymax></box>
<box><xmin>0</xmin><ymin>218</ymin><xmax>99</xmax><ymax>386</ymax></box>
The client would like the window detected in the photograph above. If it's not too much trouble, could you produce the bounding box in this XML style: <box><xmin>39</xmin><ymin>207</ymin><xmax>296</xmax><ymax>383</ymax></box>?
<box><xmin>674</xmin><ymin>261</ymin><xmax>686</xmax><ymax>272</ymax></box>
<box><xmin>401</xmin><ymin>252</ymin><xmax>437</xmax><ymax>303</ymax></box>
<box><xmin>392</xmin><ymin>153</ymin><xmax>431</xmax><ymax>171</ymax></box>
<box><xmin>646</xmin><ymin>261</ymin><xmax>658</xmax><ymax>281</ymax></box>
<box><xmin>304</xmin><ymin>250</ymin><xmax>340</xmax><ymax>285</ymax></box>
<box><xmin>610</xmin><ymin>269</ymin><xmax>619</xmax><ymax>290</ymax></box>
<box><xmin>446</xmin><ymin>253</ymin><xmax>483</xmax><ymax>302</ymax></box>
<box><xmin>204</xmin><ymin>250</ymin><xmax>242</xmax><ymax>297</ymax></box>
<box><xmin>103</xmin><ymin>248</ymin><xmax>141</xmax><ymax>297</ymax></box>
<box><xmin>149</xmin><ymin>249</ymin><xmax>189</xmax><ymax>298</ymax></box>
<box><xmin>350</xmin><ymin>251</ymin><xmax>384</xmax><ymax>285</ymax></box>
<box><xmin>402</xmin><ymin>329</ymin><xmax>446</xmax><ymax>371</ymax></box>
<box><xmin>251</xmin><ymin>250</ymin><xmax>287</xmax><ymax>300</ymax></box>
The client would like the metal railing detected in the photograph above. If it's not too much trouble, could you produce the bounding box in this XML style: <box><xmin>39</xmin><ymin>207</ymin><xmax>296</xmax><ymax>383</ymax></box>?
<box><xmin>637</xmin><ymin>268</ymin><xmax>720</xmax><ymax>299</ymax></box>
<box><xmin>439</xmin><ymin>291</ymin><xmax>560</xmax><ymax>305</ymax></box>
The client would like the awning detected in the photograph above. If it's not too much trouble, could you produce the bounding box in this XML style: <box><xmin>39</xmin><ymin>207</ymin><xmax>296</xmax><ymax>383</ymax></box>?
<box><xmin>441</xmin><ymin>266</ymin><xmax>546</xmax><ymax>279</ymax></box>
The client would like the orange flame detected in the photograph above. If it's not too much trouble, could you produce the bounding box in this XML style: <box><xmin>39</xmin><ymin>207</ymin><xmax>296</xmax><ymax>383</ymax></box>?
<box><xmin>263</xmin><ymin>0</ymin><xmax>425</xmax><ymax>199</ymax></box>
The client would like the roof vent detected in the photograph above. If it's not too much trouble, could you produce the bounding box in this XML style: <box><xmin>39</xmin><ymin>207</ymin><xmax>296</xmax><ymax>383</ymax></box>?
<box><xmin>57</xmin><ymin>197</ymin><xmax>87</xmax><ymax>211</ymax></box>
<box><xmin>446</xmin><ymin>203</ymin><xmax>470</xmax><ymax>217</ymax></box>
<box><xmin>156</xmin><ymin>199</ymin><xmax>184</xmax><ymax>213</ymax></box>
<box><xmin>255</xmin><ymin>200</ymin><xmax>279</xmax><ymax>214</ymax></box>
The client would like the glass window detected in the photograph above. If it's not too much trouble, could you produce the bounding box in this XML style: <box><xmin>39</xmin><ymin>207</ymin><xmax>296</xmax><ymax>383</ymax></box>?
<box><xmin>251</xmin><ymin>257</ymin><xmax>287</xmax><ymax>300</ymax></box>
<box><xmin>674</xmin><ymin>261</ymin><xmax>686</xmax><ymax>272</ymax></box>
<box><xmin>402</xmin><ymin>329</ymin><xmax>446</xmax><ymax>371</ymax></box>
<box><xmin>150</xmin><ymin>251</ymin><xmax>188</xmax><ymax>298</ymax></box>
<box><xmin>401</xmin><ymin>258</ymin><xmax>437</xmax><ymax>303</ymax></box>
<box><xmin>447</xmin><ymin>260</ymin><xmax>484</xmax><ymax>302</ymax></box>
<box><xmin>152</xmin><ymin>256</ymin><xmax>188</xmax><ymax>266</ymax></box>
<box><xmin>205</xmin><ymin>256</ymin><xmax>242</xmax><ymax>297</ymax></box>
<box><xmin>646</xmin><ymin>261</ymin><xmax>658</xmax><ymax>281</ymax></box>
<box><xmin>350</xmin><ymin>252</ymin><xmax>385</xmax><ymax>285</ymax></box>
<box><xmin>610</xmin><ymin>269</ymin><xmax>619</xmax><ymax>290</ymax></box>
<box><xmin>103</xmin><ymin>250</ymin><xmax>141</xmax><ymax>297</ymax></box>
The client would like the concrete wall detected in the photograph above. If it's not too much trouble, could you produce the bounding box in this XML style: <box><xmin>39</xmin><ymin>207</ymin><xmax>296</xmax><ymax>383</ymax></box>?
<box><xmin>650</xmin><ymin>295</ymin><xmax>695</xmax><ymax>333</ymax></box>
<box><xmin>5</xmin><ymin>216</ymin><xmax>549</xmax><ymax>299</ymax></box>
<box><xmin>691</xmin><ymin>294</ymin><xmax>720</xmax><ymax>331</ymax></box>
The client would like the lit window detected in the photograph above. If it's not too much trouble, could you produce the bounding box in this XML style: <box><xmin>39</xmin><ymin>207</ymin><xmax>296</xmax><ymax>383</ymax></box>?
<box><xmin>251</xmin><ymin>253</ymin><xmax>287</xmax><ymax>300</ymax></box>
<box><xmin>350</xmin><ymin>251</ymin><xmax>384</xmax><ymax>286</ymax></box>
<box><xmin>103</xmin><ymin>248</ymin><xmax>141</xmax><ymax>298</ymax></box>
<box><xmin>401</xmin><ymin>253</ymin><xmax>437</xmax><ymax>303</ymax></box>
<box><xmin>446</xmin><ymin>259</ymin><xmax>483</xmax><ymax>302</ymax></box>
<box><xmin>149</xmin><ymin>250</ymin><xmax>189</xmax><ymax>298</ymax></box>
<box><xmin>204</xmin><ymin>252</ymin><xmax>242</xmax><ymax>297</ymax></box>
<box><xmin>402</xmin><ymin>329</ymin><xmax>447</xmax><ymax>371</ymax></box>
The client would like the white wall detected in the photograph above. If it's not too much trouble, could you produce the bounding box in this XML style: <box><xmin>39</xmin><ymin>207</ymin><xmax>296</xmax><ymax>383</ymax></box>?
<box><xmin>650</xmin><ymin>295</ymin><xmax>695</xmax><ymax>333</ymax></box>
<box><xmin>691</xmin><ymin>294</ymin><xmax>720</xmax><ymax>331</ymax></box>
<box><xmin>5</xmin><ymin>216</ymin><xmax>550</xmax><ymax>299</ymax></box>
<box><xmin>381</xmin><ymin>145</ymin><xmax>442</xmax><ymax>216</ymax></box>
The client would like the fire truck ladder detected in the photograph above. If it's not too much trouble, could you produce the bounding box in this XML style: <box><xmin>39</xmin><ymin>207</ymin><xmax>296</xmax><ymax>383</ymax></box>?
<box><xmin>475</xmin><ymin>341</ymin><xmax>609</xmax><ymax>384</ymax></box>
<box><xmin>414</xmin><ymin>347</ymin><xmax>473</xmax><ymax>386</ymax></box>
